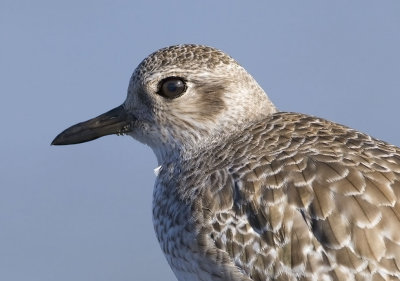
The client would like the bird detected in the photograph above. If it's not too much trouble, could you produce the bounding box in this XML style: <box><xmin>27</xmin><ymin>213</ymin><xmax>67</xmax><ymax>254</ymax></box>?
<box><xmin>52</xmin><ymin>44</ymin><xmax>400</xmax><ymax>281</ymax></box>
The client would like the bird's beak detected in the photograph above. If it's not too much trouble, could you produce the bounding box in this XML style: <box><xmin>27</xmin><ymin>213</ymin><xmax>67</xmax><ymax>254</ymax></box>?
<box><xmin>51</xmin><ymin>105</ymin><xmax>133</xmax><ymax>145</ymax></box>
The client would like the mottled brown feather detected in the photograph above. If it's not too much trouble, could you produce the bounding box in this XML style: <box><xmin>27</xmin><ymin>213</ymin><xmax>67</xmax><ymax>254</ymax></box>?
<box><xmin>161</xmin><ymin>112</ymin><xmax>400</xmax><ymax>280</ymax></box>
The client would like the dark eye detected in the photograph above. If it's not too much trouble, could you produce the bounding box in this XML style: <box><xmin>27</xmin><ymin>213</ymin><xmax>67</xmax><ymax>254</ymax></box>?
<box><xmin>158</xmin><ymin>77</ymin><xmax>187</xmax><ymax>99</ymax></box>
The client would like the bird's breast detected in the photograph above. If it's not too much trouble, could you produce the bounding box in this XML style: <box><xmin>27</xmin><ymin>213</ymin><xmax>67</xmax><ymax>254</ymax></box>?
<box><xmin>152</xmin><ymin>178</ymin><xmax>216</xmax><ymax>280</ymax></box>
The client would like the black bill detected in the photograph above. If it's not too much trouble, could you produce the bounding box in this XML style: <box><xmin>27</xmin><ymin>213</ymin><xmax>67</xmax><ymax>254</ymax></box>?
<box><xmin>51</xmin><ymin>105</ymin><xmax>133</xmax><ymax>145</ymax></box>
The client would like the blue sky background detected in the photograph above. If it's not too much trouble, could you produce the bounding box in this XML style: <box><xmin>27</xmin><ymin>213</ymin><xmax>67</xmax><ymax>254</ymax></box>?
<box><xmin>1</xmin><ymin>1</ymin><xmax>399</xmax><ymax>280</ymax></box>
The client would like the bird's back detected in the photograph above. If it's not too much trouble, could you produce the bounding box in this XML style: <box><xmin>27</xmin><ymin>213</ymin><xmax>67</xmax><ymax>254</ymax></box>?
<box><xmin>154</xmin><ymin>112</ymin><xmax>400</xmax><ymax>281</ymax></box>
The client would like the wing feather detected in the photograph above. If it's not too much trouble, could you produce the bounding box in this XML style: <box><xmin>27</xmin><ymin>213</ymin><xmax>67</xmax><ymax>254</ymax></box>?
<box><xmin>193</xmin><ymin>113</ymin><xmax>400</xmax><ymax>280</ymax></box>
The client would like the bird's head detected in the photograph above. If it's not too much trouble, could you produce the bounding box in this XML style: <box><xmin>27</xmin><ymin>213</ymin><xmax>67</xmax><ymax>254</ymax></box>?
<box><xmin>52</xmin><ymin>44</ymin><xmax>277</xmax><ymax>163</ymax></box>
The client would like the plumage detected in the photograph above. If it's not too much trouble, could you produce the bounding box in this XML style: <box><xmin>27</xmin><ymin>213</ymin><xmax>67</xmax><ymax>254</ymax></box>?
<box><xmin>52</xmin><ymin>44</ymin><xmax>400</xmax><ymax>281</ymax></box>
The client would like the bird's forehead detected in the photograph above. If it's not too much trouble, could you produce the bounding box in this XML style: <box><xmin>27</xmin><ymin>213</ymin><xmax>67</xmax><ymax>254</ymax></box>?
<box><xmin>133</xmin><ymin>44</ymin><xmax>237</xmax><ymax>81</ymax></box>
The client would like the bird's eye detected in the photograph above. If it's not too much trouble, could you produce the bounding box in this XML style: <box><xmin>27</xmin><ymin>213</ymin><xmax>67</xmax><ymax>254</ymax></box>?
<box><xmin>158</xmin><ymin>77</ymin><xmax>187</xmax><ymax>99</ymax></box>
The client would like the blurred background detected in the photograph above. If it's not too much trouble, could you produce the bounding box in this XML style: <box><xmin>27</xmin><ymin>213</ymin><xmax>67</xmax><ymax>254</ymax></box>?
<box><xmin>1</xmin><ymin>1</ymin><xmax>399</xmax><ymax>280</ymax></box>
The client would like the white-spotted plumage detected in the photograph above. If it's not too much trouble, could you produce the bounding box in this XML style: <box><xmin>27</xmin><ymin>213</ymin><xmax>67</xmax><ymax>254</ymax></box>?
<box><xmin>53</xmin><ymin>45</ymin><xmax>400</xmax><ymax>281</ymax></box>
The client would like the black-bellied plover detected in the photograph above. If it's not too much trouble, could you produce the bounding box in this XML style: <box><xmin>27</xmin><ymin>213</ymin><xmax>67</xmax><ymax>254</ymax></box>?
<box><xmin>53</xmin><ymin>45</ymin><xmax>400</xmax><ymax>281</ymax></box>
